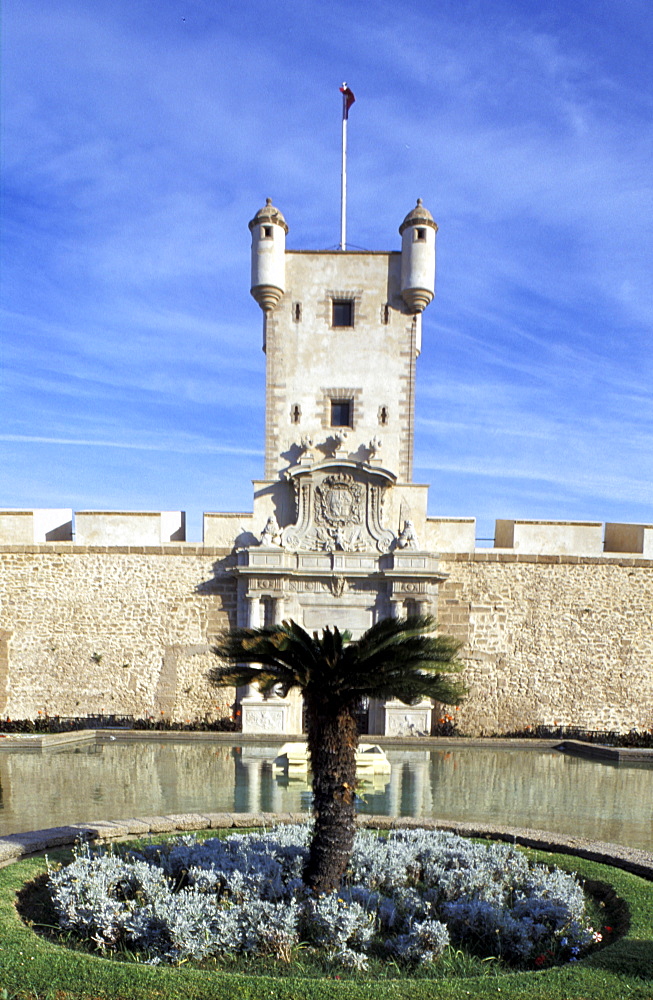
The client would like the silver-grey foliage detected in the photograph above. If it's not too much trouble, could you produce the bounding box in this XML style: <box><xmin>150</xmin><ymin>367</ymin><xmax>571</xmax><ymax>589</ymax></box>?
<box><xmin>47</xmin><ymin>825</ymin><xmax>596</xmax><ymax>969</ymax></box>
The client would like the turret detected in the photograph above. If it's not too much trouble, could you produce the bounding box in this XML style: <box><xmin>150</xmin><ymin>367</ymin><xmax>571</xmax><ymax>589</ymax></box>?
<box><xmin>248</xmin><ymin>198</ymin><xmax>288</xmax><ymax>312</ymax></box>
<box><xmin>399</xmin><ymin>199</ymin><xmax>437</xmax><ymax>313</ymax></box>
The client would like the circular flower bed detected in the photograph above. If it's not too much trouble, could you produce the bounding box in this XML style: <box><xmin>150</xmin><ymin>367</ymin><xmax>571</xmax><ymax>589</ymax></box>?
<box><xmin>47</xmin><ymin>825</ymin><xmax>604</xmax><ymax>972</ymax></box>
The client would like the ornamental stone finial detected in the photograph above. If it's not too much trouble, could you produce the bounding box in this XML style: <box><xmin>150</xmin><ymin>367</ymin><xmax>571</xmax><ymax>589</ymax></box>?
<box><xmin>332</xmin><ymin>429</ymin><xmax>348</xmax><ymax>455</ymax></box>
<box><xmin>299</xmin><ymin>435</ymin><xmax>315</xmax><ymax>462</ymax></box>
<box><xmin>368</xmin><ymin>435</ymin><xmax>382</xmax><ymax>459</ymax></box>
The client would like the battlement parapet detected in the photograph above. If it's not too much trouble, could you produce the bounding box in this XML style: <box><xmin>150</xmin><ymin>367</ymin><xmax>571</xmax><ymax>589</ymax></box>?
<box><xmin>494</xmin><ymin>519</ymin><xmax>653</xmax><ymax>557</ymax></box>
<box><xmin>203</xmin><ymin>513</ymin><xmax>254</xmax><ymax>548</ymax></box>
<box><xmin>604</xmin><ymin>522</ymin><xmax>653</xmax><ymax>557</ymax></box>
<box><xmin>494</xmin><ymin>519</ymin><xmax>603</xmax><ymax>556</ymax></box>
<box><xmin>0</xmin><ymin>510</ymin><xmax>652</xmax><ymax>557</ymax></box>
<box><xmin>0</xmin><ymin>509</ymin><xmax>73</xmax><ymax>543</ymax></box>
<box><xmin>74</xmin><ymin>511</ymin><xmax>186</xmax><ymax>545</ymax></box>
<box><xmin>425</xmin><ymin>517</ymin><xmax>476</xmax><ymax>552</ymax></box>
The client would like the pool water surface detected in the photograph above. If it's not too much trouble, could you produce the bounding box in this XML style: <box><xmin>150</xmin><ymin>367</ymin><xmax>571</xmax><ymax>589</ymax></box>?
<box><xmin>1</xmin><ymin>740</ymin><xmax>651</xmax><ymax>849</ymax></box>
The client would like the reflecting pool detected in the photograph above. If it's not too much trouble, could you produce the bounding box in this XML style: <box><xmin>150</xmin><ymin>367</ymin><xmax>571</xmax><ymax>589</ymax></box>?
<box><xmin>1</xmin><ymin>740</ymin><xmax>651</xmax><ymax>849</ymax></box>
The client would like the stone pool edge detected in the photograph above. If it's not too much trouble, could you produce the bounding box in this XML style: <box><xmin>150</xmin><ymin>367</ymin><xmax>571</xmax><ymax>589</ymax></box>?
<box><xmin>1</xmin><ymin>812</ymin><xmax>651</xmax><ymax>881</ymax></box>
<box><xmin>0</xmin><ymin>731</ymin><xmax>563</xmax><ymax>751</ymax></box>
<box><xmin>2</xmin><ymin>731</ymin><xmax>651</xmax><ymax>763</ymax></box>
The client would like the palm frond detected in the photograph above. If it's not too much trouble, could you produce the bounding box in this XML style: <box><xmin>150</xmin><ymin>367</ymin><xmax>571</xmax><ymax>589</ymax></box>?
<box><xmin>211</xmin><ymin>614</ymin><xmax>466</xmax><ymax>707</ymax></box>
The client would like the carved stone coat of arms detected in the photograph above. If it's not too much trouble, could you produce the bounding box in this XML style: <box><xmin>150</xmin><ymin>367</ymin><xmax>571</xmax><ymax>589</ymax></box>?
<box><xmin>283</xmin><ymin>468</ymin><xmax>394</xmax><ymax>554</ymax></box>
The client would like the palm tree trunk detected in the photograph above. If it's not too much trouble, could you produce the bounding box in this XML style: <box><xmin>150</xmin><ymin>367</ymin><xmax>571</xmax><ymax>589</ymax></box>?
<box><xmin>303</xmin><ymin>698</ymin><xmax>358</xmax><ymax>894</ymax></box>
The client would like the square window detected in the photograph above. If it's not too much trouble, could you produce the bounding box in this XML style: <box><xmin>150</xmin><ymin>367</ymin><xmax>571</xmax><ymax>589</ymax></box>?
<box><xmin>332</xmin><ymin>299</ymin><xmax>354</xmax><ymax>327</ymax></box>
<box><xmin>415</xmin><ymin>227</ymin><xmax>427</xmax><ymax>241</ymax></box>
<box><xmin>331</xmin><ymin>400</ymin><xmax>352</xmax><ymax>427</ymax></box>
<box><xmin>262</xmin><ymin>225</ymin><xmax>273</xmax><ymax>239</ymax></box>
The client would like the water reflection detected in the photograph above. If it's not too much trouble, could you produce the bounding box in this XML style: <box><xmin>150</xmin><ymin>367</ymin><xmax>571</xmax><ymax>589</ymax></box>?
<box><xmin>1</xmin><ymin>741</ymin><xmax>651</xmax><ymax>850</ymax></box>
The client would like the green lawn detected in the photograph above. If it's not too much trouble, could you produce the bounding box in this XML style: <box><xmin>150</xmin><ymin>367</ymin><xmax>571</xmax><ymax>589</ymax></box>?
<box><xmin>0</xmin><ymin>842</ymin><xmax>651</xmax><ymax>1000</ymax></box>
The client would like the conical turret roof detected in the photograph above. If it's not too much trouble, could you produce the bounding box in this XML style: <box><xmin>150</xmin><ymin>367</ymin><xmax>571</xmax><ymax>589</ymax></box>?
<box><xmin>399</xmin><ymin>198</ymin><xmax>438</xmax><ymax>235</ymax></box>
<box><xmin>249</xmin><ymin>198</ymin><xmax>289</xmax><ymax>234</ymax></box>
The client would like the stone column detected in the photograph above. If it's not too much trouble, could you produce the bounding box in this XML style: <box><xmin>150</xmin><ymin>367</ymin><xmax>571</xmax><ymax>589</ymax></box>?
<box><xmin>271</xmin><ymin>594</ymin><xmax>302</xmax><ymax>733</ymax></box>
<box><xmin>385</xmin><ymin>597</ymin><xmax>409</xmax><ymax>734</ymax></box>
<box><xmin>245</xmin><ymin>596</ymin><xmax>262</xmax><ymax>698</ymax></box>
<box><xmin>268</xmin><ymin>596</ymin><xmax>285</xmax><ymax>700</ymax></box>
<box><xmin>247</xmin><ymin>596</ymin><xmax>262</xmax><ymax>628</ymax></box>
<box><xmin>384</xmin><ymin>591</ymin><xmax>434</xmax><ymax>739</ymax></box>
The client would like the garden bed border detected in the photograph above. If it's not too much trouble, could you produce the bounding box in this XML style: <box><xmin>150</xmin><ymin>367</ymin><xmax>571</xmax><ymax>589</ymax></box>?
<box><xmin>1</xmin><ymin>811</ymin><xmax>651</xmax><ymax>881</ymax></box>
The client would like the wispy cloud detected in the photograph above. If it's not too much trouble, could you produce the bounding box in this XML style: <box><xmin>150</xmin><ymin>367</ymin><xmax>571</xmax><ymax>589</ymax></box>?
<box><xmin>0</xmin><ymin>434</ymin><xmax>264</xmax><ymax>456</ymax></box>
<box><xmin>2</xmin><ymin>0</ymin><xmax>651</xmax><ymax>539</ymax></box>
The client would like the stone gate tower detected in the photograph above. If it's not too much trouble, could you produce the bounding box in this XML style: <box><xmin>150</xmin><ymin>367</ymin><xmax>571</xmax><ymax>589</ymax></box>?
<box><xmin>237</xmin><ymin>198</ymin><xmax>448</xmax><ymax>736</ymax></box>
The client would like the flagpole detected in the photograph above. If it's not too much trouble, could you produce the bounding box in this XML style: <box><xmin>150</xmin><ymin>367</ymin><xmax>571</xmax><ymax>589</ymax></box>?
<box><xmin>340</xmin><ymin>84</ymin><xmax>347</xmax><ymax>251</ymax></box>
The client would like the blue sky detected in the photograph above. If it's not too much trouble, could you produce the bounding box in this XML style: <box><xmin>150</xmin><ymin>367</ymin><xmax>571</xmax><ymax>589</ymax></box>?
<box><xmin>2</xmin><ymin>0</ymin><xmax>652</xmax><ymax>542</ymax></box>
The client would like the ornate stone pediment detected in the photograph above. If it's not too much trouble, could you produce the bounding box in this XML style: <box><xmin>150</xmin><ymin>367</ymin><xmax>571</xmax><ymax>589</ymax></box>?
<box><xmin>282</xmin><ymin>462</ymin><xmax>395</xmax><ymax>554</ymax></box>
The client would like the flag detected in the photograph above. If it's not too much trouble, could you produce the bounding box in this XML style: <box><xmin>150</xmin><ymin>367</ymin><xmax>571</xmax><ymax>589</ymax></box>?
<box><xmin>340</xmin><ymin>84</ymin><xmax>355</xmax><ymax>119</ymax></box>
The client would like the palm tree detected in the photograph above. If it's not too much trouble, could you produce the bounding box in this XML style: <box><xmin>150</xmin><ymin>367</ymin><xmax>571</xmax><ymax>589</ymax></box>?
<box><xmin>210</xmin><ymin>614</ymin><xmax>465</xmax><ymax>894</ymax></box>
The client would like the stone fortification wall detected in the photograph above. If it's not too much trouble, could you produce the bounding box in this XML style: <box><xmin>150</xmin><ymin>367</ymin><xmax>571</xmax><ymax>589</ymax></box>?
<box><xmin>0</xmin><ymin>546</ymin><xmax>237</xmax><ymax>722</ymax></box>
<box><xmin>437</xmin><ymin>553</ymin><xmax>653</xmax><ymax>735</ymax></box>
<box><xmin>0</xmin><ymin>546</ymin><xmax>651</xmax><ymax>735</ymax></box>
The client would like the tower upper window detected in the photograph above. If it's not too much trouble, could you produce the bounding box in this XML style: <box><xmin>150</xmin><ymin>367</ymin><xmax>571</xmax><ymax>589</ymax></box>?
<box><xmin>332</xmin><ymin>299</ymin><xmax>354</xmax><ymax>327</ymax></box>
<box><xmin>331</xmin><ymin>399</ymin><xmax>352</xmax><ymax>427</ymax></box>
<box><xmin>414</xmin><ymin>228</ymin><xmax>427</xmax><ymax>242</ymax></box>
<box><xmin>261</xmin><ymin>225</ymin><xmax>273</xmax><ymax>239</ymax></box>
